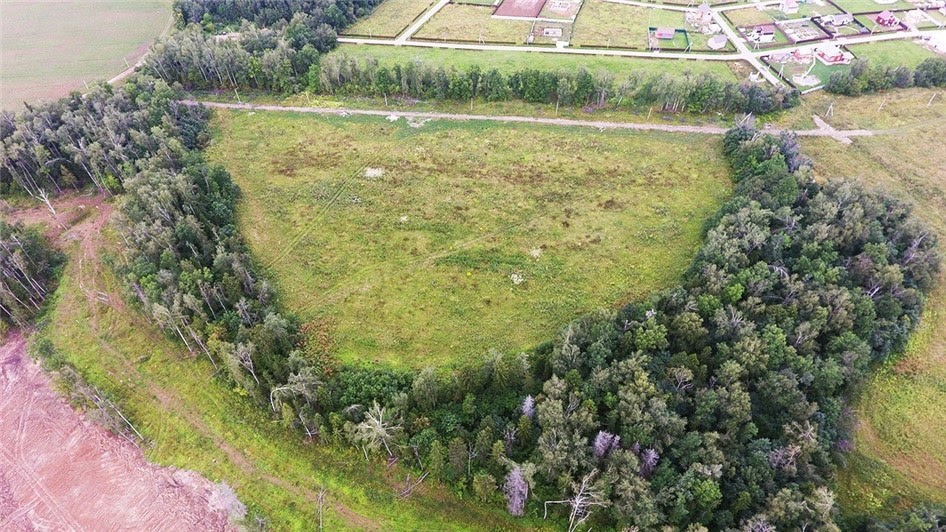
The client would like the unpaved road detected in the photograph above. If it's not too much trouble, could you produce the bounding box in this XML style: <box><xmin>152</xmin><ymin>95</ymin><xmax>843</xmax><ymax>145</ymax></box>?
<box><xmin>0</xmin><ymin>332</ymin><xmax>239</xmax><ymax>531</ymax></box>
<box><xmin>185</xmin><ymin>100</ymin><xmax>874</xmax><ymax>142</ymax></box>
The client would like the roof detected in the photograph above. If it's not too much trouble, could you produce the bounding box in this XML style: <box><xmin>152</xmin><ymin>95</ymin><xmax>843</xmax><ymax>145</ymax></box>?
<box><xmin>783</xmin><ymin>0</ymin><xmax>798</xmax><ymax>7</ymax></box>
<box><xmin>817</xmin><ymin>44</ymin><xmax>843</xmax><ymax>56</ymax></box>
<box><xmin>758</xmin><ymin>24</ymin><xmax>777</xmax><ymax>33</ymax></box>
<box><xmin>655</xmin><ymin>27</ymin><xmax>676</xmax><ymax>38</ymax></box>
<box><xmin>698</xmin><ymin>2</ymin><xmax>712</xmax><ymax>13</ymax></box>
<box><xmin>832</xmin><ymin>13</ymin><xmax>854</xmax><ymax>23</ymax></box>
<box><xmin>877</xmin><ymin>10</ymin><xmax>896</xmax><ymax>18</ymax></box>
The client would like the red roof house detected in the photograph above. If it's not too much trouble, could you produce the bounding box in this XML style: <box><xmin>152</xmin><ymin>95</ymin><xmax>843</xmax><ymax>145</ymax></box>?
<box><xmin>875</xmin><ymin>10</ymin><xmax>899</xmax><ymax>26</ymax></box>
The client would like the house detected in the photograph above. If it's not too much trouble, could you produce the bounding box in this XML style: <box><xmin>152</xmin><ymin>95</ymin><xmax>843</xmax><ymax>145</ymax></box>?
<box><xmin>749</xmin><ymin>24</ymin><xmax>777</xmax><ymax>43</ymax></box>
<box><xmin>780</xmin><ymin>0</ymin><xmax>799</xmax><ymax>15</ymax></box>
<box><xmin>816</xmin><ymin>44</ymin><xmax>852</xmax><ymax>64</ymax></box>
<box><xmin>654</xmin><ymin>27</ymin><xmax>677</xmax><ymax>39</ymax></box>
<box><xmin>697</xmin><ymin>2</ymin><xmax>714</xmax><ymax>23</ymax></box>
<box><xmin>707</xmin><ymin>35</ymin><xmax>728</xmax><ymax>49</ymax></box>
<box><xmin>825</xmin><ymin>13</ymin><xmax>854</xmax><ymax>26</ymax></box>
<box><xmin>874</xmin><ymin>10</ymin><xmax>899</xmax><ymax>26</ymax></box>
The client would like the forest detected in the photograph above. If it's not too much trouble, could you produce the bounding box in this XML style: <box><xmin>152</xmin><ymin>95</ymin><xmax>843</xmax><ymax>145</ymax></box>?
<box><xmin>1</xmin><ymin>0</ymin><xmax>944</xmax><ymax>529</ymax></box>
<box><xmin>2</xmin><ymin>69</ymin><xmax>942</xmax><ymax>527</ymax></box>
<box><xmin>0</xmin><ymin>221</ymin><xmax>63</xmax><ymax>331</ymax></box>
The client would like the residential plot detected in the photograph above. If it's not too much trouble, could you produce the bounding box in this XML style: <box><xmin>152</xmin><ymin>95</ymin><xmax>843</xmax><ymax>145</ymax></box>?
<box><xmin>849</xmin><ymin>39</ymin><xmax>940</xmax><ymax>67</ymax></box>
<box><xmin>830</xmin><ymin>0</ymin><xmax>914</xmax><ymax>13</ymax></box>
<box><xmin>495</xmin><ymin>0</ymin><xmax>548</xmax><ymax>17</ymax></box>
<box><xmin>208</xmin><ymin>110</ymin><xmax>732</xmax><ymax>367</ymax></box>
<box><xmin>343</xmin><ymin>0</ymin><xmax>437</xmax><ymax>37</ymax></box>
<box><xmin>572</xmin><ymin>1</ymin><xmax>684</xmax><ymax>49</ymax></box>
<box><xmin>414</xmin><ymin>4</ymin><xmax>534</xmax><ymax>43</ymax></box>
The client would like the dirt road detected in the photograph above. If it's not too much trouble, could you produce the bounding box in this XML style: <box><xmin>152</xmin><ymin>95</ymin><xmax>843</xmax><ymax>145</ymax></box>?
<box><xmin>185</xmin><ymin>100</ymin><xmax>874</xmax><ymax>142</ymax></box>
<box><xmin>0</xmin><ymin>332</ymin><xmax>241</xmax><ymax>531</ymax></box>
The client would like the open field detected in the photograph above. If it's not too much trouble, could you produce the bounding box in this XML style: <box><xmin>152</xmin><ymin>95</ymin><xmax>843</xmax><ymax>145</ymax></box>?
<box><xmin>0</xmin><ymin>0</ymin><xmax>171</xmax><ymax>110</ymax></box>
<box><xmin>343</xmin><ymin>0</ymin><xmax>436</xmax><ymax>37</ymax></box>
<box><xmin>848</xmin><ymin>39</ymin><xmax>940</xmax><ymax>67</ymax></box>
<box><xmin>329</xmin><ymin>43</ymin><xmax>743</xmax><ymax>78</ymax></box>
<box><xmin>25</xmin><ymin>200</ymin><xmax>537</xmax><ymax>530</ymax></box>
<box><xmin>414</xmin><ymin>4</ymin><xmax>534</xmax><ymax>43</ymax></box>
<box><xmin>206</xmin><ymin>110</ymin><xmax>732</xmax><ymax>367</ymax></box>
<box><xmin>785</xmin><ymin>89</ymin><xmax>946</xmax><ymax>525</ymax></box>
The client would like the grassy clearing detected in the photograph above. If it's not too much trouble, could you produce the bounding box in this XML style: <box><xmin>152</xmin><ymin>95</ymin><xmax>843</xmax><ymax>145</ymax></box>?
<box><xmin>36</xmin><ymin>224</ymin><xmax>540</xmax><ymax>530</ymax></box>
<box><xmin>790</xmin><ymin>89</ymin><xmax>946</xmax><ymax>524</ymax></box>
<box><xmin>0</xmin><ymin>0</ymin><xmax>171</xmax><ymax>110</ymax></box>
<box><xmin>343</xmin><ymin>0</ymin><xmax>436</xmax><ymax>37</ymax></box>
<box><xmin>206</xmin><ymin>110</ymin><xmax>731</xmax><ymax>368</ymax></box>
<box><xmin>849</xmin><ymin>39</ymin><xmax>939</xmax><ymax>68</ymax></box>
<box><xmin>329</xmin><ymin>43</ymin><xmax>742</xmax><ymax>79</ymax></box>
<box><xmin>831</xmin><ymin>0</ymin><xmax>914</xmax><ymax>13</ymax></box>
<box><xmin>572</xmin><ymin>1</ymin><xmax>679</xmax><ymax>49</ymax></box>
<box><xmin>414</xmin><ymin>4</ymin><xmax>534</xmax><ymax>43</ymax></box>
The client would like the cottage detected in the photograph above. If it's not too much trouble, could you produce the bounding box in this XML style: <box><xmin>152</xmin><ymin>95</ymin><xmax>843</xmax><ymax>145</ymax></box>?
<box><xmin>697</xmin><ymin>2</ymin><xmax>714</xmax><ymax>22</ymax></box>
<box><xmin>750</xmin><ymin>24</ymin><xmax>777</xmax><ymax>43</ymax></box>
<box><xmin>654</xmin><ymin>27</ymin><xmax>677</xmax><ymax>39</ymax></box>
<box><xmin>816</xmin><ymin>44</ymin><xmax>851</xmax><ymax>64</ymax></box>
<box><xmin>780</xmin><ymin>0</ymin><xmax>799</xmax><ymax>15</ymax></box>
<box><xmin>874</xmin><ymin>10</ymin><xmax>899</xmax><ymax>26</ymax></box>
<box><xmin>707</xmin><ymin>35</ymin><xmax>728</xmax><ymax>50</ymax></box>
<box><xmin>826</xmin><ymin>13</ymin><xmax>854</xmax><ymax>26</ymax></box>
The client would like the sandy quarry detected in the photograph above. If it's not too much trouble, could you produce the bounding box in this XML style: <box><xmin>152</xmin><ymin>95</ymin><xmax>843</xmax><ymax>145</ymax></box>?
<box><xmin>0</xmin><ymin>332</ymin><xmax>241</xmax><ymax>531</ymax></box>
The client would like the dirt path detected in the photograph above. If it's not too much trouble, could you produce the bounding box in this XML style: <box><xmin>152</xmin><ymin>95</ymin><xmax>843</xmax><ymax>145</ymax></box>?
<box><xmin>0</xmin><ymin>332</ymin><xmax>240</xmax><ymax>531</ymax></box>
<box><xmin>185</xmin><ymin>100</ymin><xmax>874</xmax><ymax>142</ymax></box>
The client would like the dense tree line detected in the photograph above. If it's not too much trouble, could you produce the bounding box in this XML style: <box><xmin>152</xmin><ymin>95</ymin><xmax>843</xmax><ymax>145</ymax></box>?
<box><xmin>826</xmin><ymin>57</ymin><xmax>946</xmax><ymax>96</ymax></box>
<box><xmin>319</xmin><ymin>56</ymin><xmax>801</xmax><ymax>114</ymax></box>
<box><xmin>145</xmin><ymin>22</ymin><xmax>325</xmax><ymax>93</ymax></box>
<box><xmin>0</xmin><ymin>79</ymin><xmax>207</xmax><ymax>198</ymax></box>
<box><xmin>175</xmin><ymin>0</ymin><xmax>382</xmax><ymax>33</ymax></box>
<box><xmin>0</xmin><ymin>221</ymin><xmax>64</xmax><ymax>330</ymax></box>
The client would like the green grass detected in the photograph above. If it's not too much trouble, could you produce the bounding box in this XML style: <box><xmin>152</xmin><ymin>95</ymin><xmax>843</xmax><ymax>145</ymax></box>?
<box><xmin>831</xmin><ymin>0</ymin><xmax>914</xmax><ymax>13</ymax></box>
<box><xmin>343</xmin><ymin>0</ymin><xmax>436</xmax><ymax>37</ymax></box>
<box><xmin>329</xmin><ymin>43</ymin><xmax>742</xmax><ymax>79</ymax></box>
<box><xmin>36</xmin><ymin>225</ymin><xmax>541</xmax><ymax>530</ymax></box>
<box><xmin>849</xmin><ymin>39</ymin><xmax>939</xmax><ymax>68</ymax></box>
<box><xmin>572</xmin><ymin>1</ymin><xmax>681</xmax><ymax>49</ymax></box>
<box><xmin>414</xmin><ymin>4</ymin><xmax>534</xmax><ymax>43</ymax></box>
<box><xmin>789</xmin><ymin>89</ymin><xmax>946</xmax><ymax>524</ymax></box>
<box><xmin>205</xmin><ymin>110</ymin><xmax>732</xmax><ymax>368</ymax></box>
<box><xmin>0</xmin><ymin>0</ymin><xmax>171</xmax><ymax>111</ymax></box>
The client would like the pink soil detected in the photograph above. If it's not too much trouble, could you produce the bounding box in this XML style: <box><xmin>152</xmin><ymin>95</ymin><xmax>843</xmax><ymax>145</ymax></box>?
<box><xmin>0</xmin><ymin>332</ymin><xmax>237</xmax><ymax>531</ymax></box>
<box><xmin>495</xmin><ymin>0</ymin><xmax>549</xmax><ymax>18</ymax></box>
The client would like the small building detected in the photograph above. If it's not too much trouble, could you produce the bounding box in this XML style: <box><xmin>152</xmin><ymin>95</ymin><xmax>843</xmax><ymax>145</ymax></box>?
<box><xmin>654</xmin><ymin>27</ymin><xmax>677</xmax><ymax>39</ymax></box>
<box><xmin>749</xmin><ymin>24</ymin><xmax>777</xmax><ymax>43</ymax></box>
<box><xmin>697</xmin><ymin>2</ymin><xmax>714</xmax><ymax>22</ymax></box>
<box><xmin>826</xmin><ymin>13</ymin><xmax>854</xmax><ymax>26</ymax></box>
<box><xmin>707</xmin><ymin>34</ymin><xmax>728</xmax><ymax>50</ymax></box>
<box><xmin>816</xmin><ymin>44</ymin><xmax>852</xmax><ymax>64</ymax></box>
<box><xmin>780</xmin><ymin>0</ymin><xmax>799</xmax><ymax>15</ymax></box>
<box><xmin>874</xmin><ymin>10</ymin><xmax>899</xmax><ymax>27</ymax></box>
